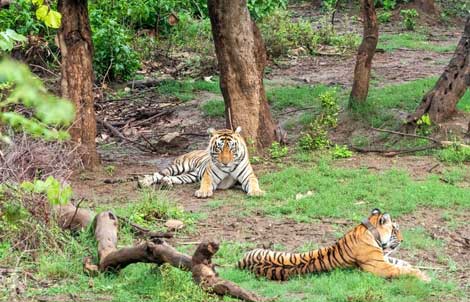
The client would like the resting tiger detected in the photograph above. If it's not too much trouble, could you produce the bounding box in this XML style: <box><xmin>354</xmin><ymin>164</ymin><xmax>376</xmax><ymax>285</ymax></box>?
<box><xmin>138</xmin><ymin>127</ymin><xmax>264</xmax><ymax>198</ymax></box>
<box><xmin>238</xmin><ymin>209</ymin><xmax>430</xmax><ymax>282</ymax></box>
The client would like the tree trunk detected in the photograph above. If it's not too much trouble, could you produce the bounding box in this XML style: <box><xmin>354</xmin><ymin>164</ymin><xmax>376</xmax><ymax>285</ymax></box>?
<box><xmin>207</xmin><ymin>0</ymin><xmax>277</xmax><ymax>151</ymax></box>
<box><xmin>407</xmin><ymin>17</ymin><xmax>470</xmax><ymax>124</ymax></box>
<box><xmin>349</xmin><ymin>0</ymin><xmax>378</xmax><ymax>105</ymax></box>
<box><xmin>415</xmin><ymin>0</ymin><xmax>438</xmax><ymax>15</ymax></box>
<box><xmin>58</xmin><ymin>0</ymin><xmax>99</xmax><ymax>169</ymax></box>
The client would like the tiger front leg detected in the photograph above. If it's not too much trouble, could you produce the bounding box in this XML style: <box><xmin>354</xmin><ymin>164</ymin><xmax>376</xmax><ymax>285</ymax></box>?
<box><xmin>195</xmin><ymin>170</ymin><xmax>214</xmax><ymax>198</ymax></box>
<box><xmin>245</xmin><ymin>174</ymin><xmax>265</xmax><ymax>197</ymax></box>
<box><xmin>360</xmin><ymin>259</ymin><xmax>430</xmax><ymax>282</ymax></box>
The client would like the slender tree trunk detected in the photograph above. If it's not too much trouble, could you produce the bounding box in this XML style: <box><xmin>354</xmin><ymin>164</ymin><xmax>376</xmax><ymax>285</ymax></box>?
<box><xmin>58</xmin><ymin>0</ymin><xmax>99</xmax><ymax>169</ymax></box>
<box><xmin>415</xmin><ymin>0</ymin><xmax>438</xmax><ymax>15</ymax></box>
<box><xmin>207</xmin><ymin>0</ymin><xmax>277</xmax><ymax>151</ymax></box>
<box><xmin>349</xmin><ymin>0</ymin><xmax>378</xmax><ymax>105</ymax></box>
<box><xmin>407</xmin><ymin>17</ymin><xmax>470</xmax><ymax>124</ymax></box>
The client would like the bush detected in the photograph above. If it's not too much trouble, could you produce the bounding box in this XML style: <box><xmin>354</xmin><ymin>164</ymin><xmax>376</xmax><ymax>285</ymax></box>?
<box><xmin>269</xmin><ymin>142</ymin><xmax>289</xmax><ymax>159</ymax></box>
<box><xmin>378</xmin><ymin>11</ymin><xmax>392</xmax><ymax>23</ymax></box>
<box><xmin>248</xmin><ymin>0</ymin><xmax>288</xmax><ymax>20</ymax></box>
<box><xmin>437</xmin><ymin>144</ymin><xmax>470</xmax><ymax>164</ymax></box>
<box><xmin>401</xmin><ymin>9</ymin><xmax>419</xmax><ymax>31</ymax></box>
<box><xmin>0</xmin><ymin>0</ymin><xmax>47</xmax><ymax>35</ymax></box>
<box><xmin>298</xmin><ymin>90</ymin><xmax>339</xmax><ymax>151</ymax></box>
<box><xmin>90</xmin><ymin>11</ymin><xmax>140</xmax><ymax>81</ymax></box>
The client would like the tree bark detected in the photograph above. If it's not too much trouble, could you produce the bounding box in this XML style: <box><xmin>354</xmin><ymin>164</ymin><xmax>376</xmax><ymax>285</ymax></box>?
<box><xmin>415</xmin><ymin>0</ymin><xmax>438</xmax><ymax>15</ymax></box>
<box><xmin>349</xmin><ymin>0</ymin><xmax>378</xmax><ymax>105</ymax></box>
<box><xmin>207</xmin><ymin>0</ymin><xmax>277</xmax><ymax>151</ymax></box>
<box><xmin>407</xmin><ymin>17</ymin><xmax>470</xmax><ymax>124</ymax></box>
<box><xmin>58</xmin><ymin>0</ymin><xmax>99</xmax><ymax>169</ymax></box>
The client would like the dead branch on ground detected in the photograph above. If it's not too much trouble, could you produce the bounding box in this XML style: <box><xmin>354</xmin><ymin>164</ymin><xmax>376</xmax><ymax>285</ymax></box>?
<box><xmin>82</xmin><ymin>211</ymin><xmax>270</xmax><ymax>301</ymax></box>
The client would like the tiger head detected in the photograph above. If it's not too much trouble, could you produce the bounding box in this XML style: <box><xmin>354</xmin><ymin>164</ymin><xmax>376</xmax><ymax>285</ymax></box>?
<box><xmin>367</xmin><ymin>208</ymin><xmax>403</xmax><ymax>250</ymax></box>
<box><xmin>207</xmin><ymin>127</ymin><xmax>246</xmax><ymax>171</ymax></box>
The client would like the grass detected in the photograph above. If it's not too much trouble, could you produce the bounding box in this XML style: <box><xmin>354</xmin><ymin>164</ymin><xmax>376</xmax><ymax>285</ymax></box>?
<box><xmin>156</xmin><ymin>79</ymin><xmax>220</xmax><ymax>101</ymax></box>
<box><xmin>267</xmin><ymin>84</ymin><xmax>341</xmax><ymax>111</ymax></box>
<box><xmin>378</xmin><ymin>33</ymin><xmax>455</xmax><ymax>53</ymax></box>
<box><xmin>251</xmin><ymin>159</ymin><xmax>470</xmax><ymax>221</ymax></box>
<box><xmin>199</xmin><ymin>98</ymin><xmax>225</xmax><ymax>118</ymax></box>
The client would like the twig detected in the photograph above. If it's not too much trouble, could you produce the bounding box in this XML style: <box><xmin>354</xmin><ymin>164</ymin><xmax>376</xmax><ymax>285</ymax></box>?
<box><xmin>277</xmin><ymin>106</ymin><xmax>319</xmax><ymax>117</ymax></box>
<box><xmin>97</xmin><ymin>118</ymin><xmax>157</xmax><ymax>153</ymax></box>
<box><xmin>371</xmin><ymin>127</ymin><xmax>442</xmax><ymax>145</ymax></box>
<box><xmin>101</xmin><ymin>58</ymin><xmax>113</xmax><ymax>87</ymax></box>
<box><xmin>66</xmin><ymin>198</ymin><xmax>84</xmax><ymax>229</ymax></box>
<box><xmin>131</xmin><ymin>108</ymin><xmax>174</xmax><ymax>128</ymax></box>
<box><xmin>427</xmin><ymin>163</ymin><xmax>440</xmax><ymax>173</ymax></box>
<box><xmin>331</xmin><ymin>0</ymin><xmax>341</xmax><ymax>26</ymax></box>
<box><xmin>29</xmin><ymin>64</ymin><xmax>59</xmax><ymax>77</ymax></box>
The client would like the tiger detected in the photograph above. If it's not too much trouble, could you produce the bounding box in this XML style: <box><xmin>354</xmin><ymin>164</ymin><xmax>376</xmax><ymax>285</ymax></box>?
<box><xmin>137</xmin><ymin>127</ymin><xmax>265</xmax><ymax>198</ymax></box>
<box><xmin>238</xmin><ymin>208</ymin><xmax>430</xmax><ymax>282</ymax></box>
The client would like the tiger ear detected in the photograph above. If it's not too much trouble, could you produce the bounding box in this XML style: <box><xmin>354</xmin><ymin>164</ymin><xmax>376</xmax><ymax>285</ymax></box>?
<box><xmin>234</xmin><ymin>126</ymin><xmax>242</xmax><ymax>134</ymax></box>
<box><xmin>379</xmin><ymin>213</ymin><xmax>390</xmax><ymax>225</ymax></box>
<box><xmin>371</xmin><ymin>208</ymin><xmax>381</xmax><ymax>215</ymax></box>
<box><xmin>207</xmin><ymin>128</ymin><xmax>216</xmax><ymax>136</ymax></box>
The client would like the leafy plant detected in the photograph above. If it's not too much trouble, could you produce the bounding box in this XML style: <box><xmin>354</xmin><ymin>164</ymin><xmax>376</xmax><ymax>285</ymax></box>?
<box><xmin>0</xmin><ymin>59</ymin><xmax>75</xmax><ymax>142</ymax></box>
<box><xmin>90</xmin><ymin>11</ymin><xmax>140</xmax><ymax>81</ymax></box>
<box><xmin>248</xmin><ymin>0</ymin><xmax>288</xmax><ymax>20</ymax></box>
<box><xmin>378</xmin><ymin>11</ymin><xmax>392</xmax><ymax>23</ymax></box>
<box><xmin>32</xmin><ymin>0</ymin><xmax>62</xmax><ymax>29</ymax></box>
<box><xmin>375</xmin><ymin>0</ymin><xmax>396</xmax><ymax>10</ymax></box>
<box><xmin>0</xmin><ymin>0</ymin><xmax>47</xmax><ymax>36</ymax></box>
<box><xmin>401</xmin><ymin>9</ymin><xmax>419</xmax><ymax>31</ymax></box>
<box><xmin>269</xmin><ymin>142</ymin><xmax>289</xmax><ymax>159</ymax></box>
<box><xmin>332</xmin><ymin>145</ymin><xmax>353</xmax><ymax>159</ymax></box>
<box><xmin>437</xmin><ymin>144</ymin><xmax>470</xmax><ymax>163</ymax></box>
<box><xmin>104</xmin><ymin>165</ymin><xmax>116</xmax><ymax>176</ymax></box>
<box><xmin>20</xmin><ymin>176</ymin><xmax>72</xmax><ymax>205</ymax></box>
<box><xmin>298</xmin><ymin>91</ymin><xmax>339</xmax><ymax>151</ymax></box>
<box><xmin>0</xmin><ymin>29</ymin><xmax>27</xmax><ymax>53</ymax></box>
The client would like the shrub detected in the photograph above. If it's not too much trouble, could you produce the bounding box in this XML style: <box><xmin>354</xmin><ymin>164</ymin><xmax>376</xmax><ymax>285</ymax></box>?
<box><xmin>0</xmin><ymin>0</ymin><xmax>47</xmax><ymax>35</ymax></box>
<box><xmin>90</xmin><ymin>11</ymin><xmax>140</xmax><ymax>81</ymax></box>
<box><xmin>378</xmin><ymin>11</ymin><xmax>392</xmax><ymax>23</ymax></box>
<box><xmin>401</xmin><ymin>9</ymin><xmax>419</xmax><ymax>31</ymax></box>
<box><xmin>269</xmin><ymin>142</ymin><xmax>289</xmax><ymax>159</ymax></box>
<box><xmin>437</xmin><ymin>144</ymin><xmax>470</xmax><ymax>164</ymax></box>
<box><xmin>332</xmin><ymin>145</ymin><xmax>353</xmax><ymax>159</ymax></box>
<box><xmin>298</xmin><ymin>90</ymin><xmax>340</xmax><ymax>151</ymax></box>
<box><xmin>375</xmin><ymin>0</ymin><xmax>396</xmax><ymax>10</ymax></box>
<box><xmin>248</xmin><ymin>0</ymin><xmax>288</xmax><ymax>20</ymax></box>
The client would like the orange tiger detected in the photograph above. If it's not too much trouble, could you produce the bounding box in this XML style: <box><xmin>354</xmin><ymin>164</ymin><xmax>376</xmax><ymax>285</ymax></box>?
<box><xmin>238</xmin><ymin>209</ymin><xmax>430</xmax><ymax>282</ymax></box>
<box><xmin>138</xmin><ymin>127</ymin><xmax>264</xmax><ymax>198</ymax></box>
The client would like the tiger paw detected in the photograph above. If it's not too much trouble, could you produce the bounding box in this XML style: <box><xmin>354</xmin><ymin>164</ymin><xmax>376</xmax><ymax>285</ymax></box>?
<box><xmin>248</xmin><ymin>189</ymin><xmax>265</xmax><ymax>197</ymax></box>
<box><xmin>417</xmin><ymin>271</ymin><xmax>431</xmax><ymax>283</ymax></box>
<box><xmin>137</xmin><ymin>175</ymin><xmax>155</xmax><ymax>188</ymax></box>
<box><xmin>195</xmin><ymin>189</ymin><xmax>213</xmax><ymax>198</ymax></box>
<box><xmin>161</xmin><ymin>176</ymin><xmax>173</xmax><ymax>188</ymax></box>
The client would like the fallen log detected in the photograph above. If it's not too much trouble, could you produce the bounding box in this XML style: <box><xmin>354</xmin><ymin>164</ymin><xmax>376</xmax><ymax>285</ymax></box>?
<box><xmin>54</xmin><ymin>201</ymin><xmax>93</xmax><ymax>231</ymax></box>
<box><xmin>85</xmin><ymin>211</ymin><xmax>270</xmax><ymax>301</ymax></box>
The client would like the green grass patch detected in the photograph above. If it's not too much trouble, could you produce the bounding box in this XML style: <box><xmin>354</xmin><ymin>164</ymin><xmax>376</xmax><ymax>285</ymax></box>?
<box><xmin>267</xmin><ymin>84</ymin><xmax>341</xmax><ymax>111</ymax></box>
<box><xmin>378</xmin><ymin>33</ymin><xmax>455</xmax><ymax>53</ymax></box>
<box><xmin>251</xmin><ymin>160</ymin><xmax>470</xmax><ymax>221</ymax></box>
<box><xmin>199</xmin><ymin>99</ymin><xmax>225</xmax><ymax>118</ymax></box>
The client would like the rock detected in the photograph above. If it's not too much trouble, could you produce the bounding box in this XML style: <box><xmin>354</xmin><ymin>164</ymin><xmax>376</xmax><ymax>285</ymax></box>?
<box><xmin>165</xmin><ymin>219</ymin><xmax>184</xmax><ymax>231</ymax></box>
<box><xmin>157</xmin><ymin>132</ymin><xmax>189</xmax><ymax>149</ymax></box>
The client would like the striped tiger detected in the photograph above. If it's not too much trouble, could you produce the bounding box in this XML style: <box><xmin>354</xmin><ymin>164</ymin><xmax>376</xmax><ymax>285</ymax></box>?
<box><xmin>238</xmin><ymin>209</ymin><xmax>430</xmax><ymax>282</ymax></box>
<box><xmin>138</xmin><ymin>127</ymin><xmax>264</xmax><ymax>198</ymax></box>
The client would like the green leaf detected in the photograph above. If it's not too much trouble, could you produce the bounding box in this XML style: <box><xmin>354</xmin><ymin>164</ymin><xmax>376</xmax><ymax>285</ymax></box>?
<box><xmin>32</xmin><ymin>0</ymin><xmax>44</xmax><ymax>6</ymax></box>
<box><xmin>44</xmin><ymin>10</ymin><xmax>62</xmax><ymax>29</ymax></box>
<box><xmin>20</xmin><ymin>181</ymin><xmax>35</xmax><ymax>192</ymax></box>
<box><xmin>36</xmin><ymin>5</ymin><xmax>49</xmax><ymax>21</ymax></box>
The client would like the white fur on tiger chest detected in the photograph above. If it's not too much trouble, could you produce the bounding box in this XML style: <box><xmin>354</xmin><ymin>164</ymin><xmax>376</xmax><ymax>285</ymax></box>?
<box><xmin>217</xmin><ymin>175</ymin><xmax>237</xmax><ymax>189</ymax></box>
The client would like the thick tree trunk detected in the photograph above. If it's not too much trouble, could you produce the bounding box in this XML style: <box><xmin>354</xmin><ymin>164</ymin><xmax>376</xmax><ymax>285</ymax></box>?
<box><xmin>407</xmin><ymin>17</ymin><xmax>470</xmax><ymax>124</ymax></box>
<box><xmin>58</xmin><ymin>0</ymin><xmax>99</xmax><ymax>169</ymax></box>
<box><xmin>415</xmin><ymin>0</ymin><xmax>438</xmax><ymax>15</ymax></box>
<box><xmin>207</xmin><ymin>0</ymin><xmax>277</xmax><ymax>151</ymax></box>
<box><xmin>349</xmin><ymin>0</ymin><xmax>378</xmax><ymax>105</ymax></box>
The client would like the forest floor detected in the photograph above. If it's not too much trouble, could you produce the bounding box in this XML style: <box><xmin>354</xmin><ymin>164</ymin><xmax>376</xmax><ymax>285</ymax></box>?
<box><xmin>5</xmin><ymin>5</ymin><xmax>470</xmax><ymax>302</ymax></box>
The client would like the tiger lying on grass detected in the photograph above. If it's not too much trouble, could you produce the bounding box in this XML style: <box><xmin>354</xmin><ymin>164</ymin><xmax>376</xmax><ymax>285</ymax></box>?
<box><xmin>238</xmin><ymin>209</ymin><xmax>430</xmax><ymax>282</ymax></box>
<box><xmin>138</xmin><ymin>127</ymin><xmax>264</xmax><ymax>198</ymax></box>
